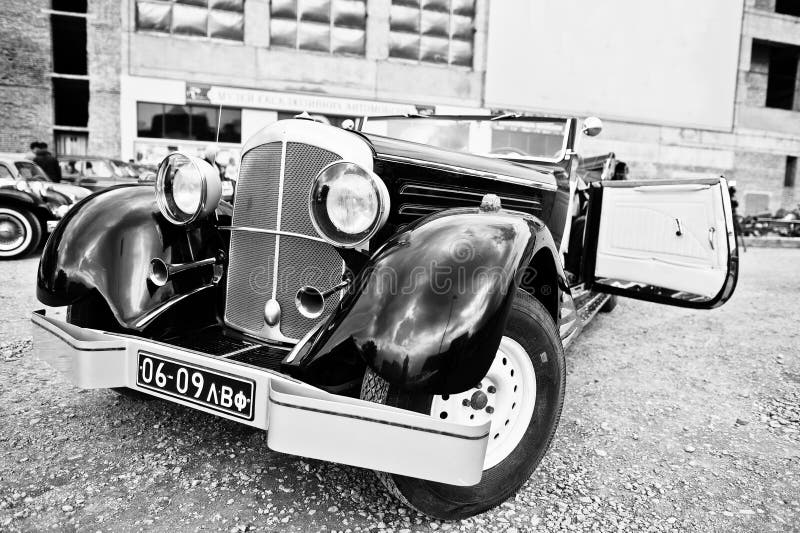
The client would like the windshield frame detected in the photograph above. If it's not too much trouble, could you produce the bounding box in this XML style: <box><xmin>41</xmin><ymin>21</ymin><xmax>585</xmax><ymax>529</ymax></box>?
<box><xmin>357</xmin><ymin>114</ymin><xmax>576</xmax><ymax>165</ymax></box>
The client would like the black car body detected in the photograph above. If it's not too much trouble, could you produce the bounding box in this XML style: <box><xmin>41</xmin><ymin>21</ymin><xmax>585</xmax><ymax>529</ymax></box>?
<box><xmin>0</xmin><ymin>156</ymin><xmax>90</xmax><ymax>259</ymax></box>
<box><xmin>31</xmin><ymin>115</ymin><xmax>738</xmax><ymax>518</ymax></box>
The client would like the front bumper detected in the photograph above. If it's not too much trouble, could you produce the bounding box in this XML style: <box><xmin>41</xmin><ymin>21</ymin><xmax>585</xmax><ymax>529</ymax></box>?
<box><xmin>31</xmin><ymin>310</ymin><xmax>490</xmax><ymax>486</ymax></box>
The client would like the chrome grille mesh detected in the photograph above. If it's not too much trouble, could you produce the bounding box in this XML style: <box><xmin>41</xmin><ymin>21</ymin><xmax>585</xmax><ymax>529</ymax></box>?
<box><xmin>231</xmin><ymin>143</ymin><xmax>281</xmax><ymax>229</ymax></box>
<box><xmin>226</xmin><ymin>230</ymin><xmax>276</xmax><ymax>334</ymax></box>
<box><xmin>281</xmin><ymin>143</ymin><xmax>340</xmax><ymax>235</ymax></box>
<box><xmin>225</xmin><ymin>141</ymin><xmax>343</xmax><ymax>341</ymax></box>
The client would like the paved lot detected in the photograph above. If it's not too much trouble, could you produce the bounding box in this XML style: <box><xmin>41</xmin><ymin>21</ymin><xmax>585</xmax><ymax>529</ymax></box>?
<box><xmin>1</xmin><ymin>249</ymin><xmax>799</xmax><ymax>532</ymax></box>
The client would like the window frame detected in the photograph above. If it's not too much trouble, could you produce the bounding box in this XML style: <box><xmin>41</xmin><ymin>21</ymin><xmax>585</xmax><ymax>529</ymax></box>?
<box><xmin>135</xmin><ymin>0</ymin><xmax>245</xmax><ymax>42</ymax></box>
<box><xmin>269</xmin><ymin>0</ymin><xmax>368</xmax><ymax>56</ymax></box>
<box><xmin>388</xmin><ymin>0</ymin><xmax>476</xmax><ymax>68</ymax></box>
<box><xmin>136</xmin><ymin>101</ymin><xmax>243</xmax><ymax>144</ymax></box>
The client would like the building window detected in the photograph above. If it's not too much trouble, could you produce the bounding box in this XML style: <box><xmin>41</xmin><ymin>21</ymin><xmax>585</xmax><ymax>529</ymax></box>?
<box><xmin>776</xmin><ymin>0</ymin><xmax>800</xmax><ymax>17</ymax></box>
<box><xmin>137</xmin><ymin>102</ymin><xmax>242</xmax><ymax>143</ymax></box>
<box><xmin>388</xmin><ymin>0</ymin><xmax>475</xmax><ymax>67</ymax></box>
<box><xmin>136</xmin><ymin>0</ymin><xmax>245</xmax><ymax>41</ymax></box>
<box><xmin>786</xmin><ymin>156</ymin><xmax>798</xmax><ymax>188</ymax></box>
<box><xmin>765</xmin><ymin>44</ymin><xmax>800</xmax><ymax>110</ymax></box>
<box><xmin>270</xmin><ymin>0</ymin><xmax>366</xmax><ymax>55</ymax></box>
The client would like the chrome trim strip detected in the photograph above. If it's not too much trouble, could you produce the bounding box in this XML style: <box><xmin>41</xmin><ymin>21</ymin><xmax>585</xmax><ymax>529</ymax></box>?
<box><xmin>273</xmin><ymin>141</ymin><xmax>288</xmax><ymax>301</ymax></box>
<box><xmin>134</xmin><ymin>284</ymin><xmax>214</xmax><ymax>329</ymax></box>
<box><xmin>398</xmin><ymin>183</ymin><xmax>543</xmax><ymax>207</ymax></box>
<box><xmin>220</xmin><ymin>343</ymin><xmax>265</xmax><ymax>359</ymax></box>
<box><xmin>375</xmin><ymin>153</ymin><xmax>558</xmax><ymax>191</ymax></box>
<box><xmin>269</xmin><ymin>398</ymin><xmax>490</xmax><ymax>440</ymax></box>
<box><xmin>218</xmin><ymin>226</ymin><xmax>328</xmax><ymax>244</ymax></box>
<box><xmin>283</xmin><ymin>322</ymin><xmax>324</xmax><ymax>364</ymax></box>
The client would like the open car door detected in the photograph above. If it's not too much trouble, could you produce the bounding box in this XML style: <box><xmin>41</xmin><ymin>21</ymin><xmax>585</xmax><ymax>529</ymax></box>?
<box><xmin>582</xmin><ymin>177</ymin><xmax>738</xmax><ymax>308</ymax></box>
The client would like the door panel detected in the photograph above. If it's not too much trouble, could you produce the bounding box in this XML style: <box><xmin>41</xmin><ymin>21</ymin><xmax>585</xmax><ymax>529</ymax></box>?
<box><xmin>584</xmin><ymin>178</ymin><xmax>738</xmax><ymax>308</ymax></box>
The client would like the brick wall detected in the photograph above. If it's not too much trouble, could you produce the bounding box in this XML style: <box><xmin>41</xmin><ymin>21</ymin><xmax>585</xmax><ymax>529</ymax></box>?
<box><xmin>731</xmin><ymin>150</ymin><xmax>792</xmax><ymax>211</ymax></box>
<box><xmin>87</xmin><ymin>0</ymin><xmax>122</xmax><ymax>157</ymax></box>
<box><xmin>0</xmin><ymin>0</ymin><xmax>53</xmax><ymax>153</ymax></box>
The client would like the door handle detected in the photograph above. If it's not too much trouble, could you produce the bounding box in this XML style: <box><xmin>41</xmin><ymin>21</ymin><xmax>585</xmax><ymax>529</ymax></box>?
<box><xmin>708</xmin><ymin>227</ymin><xmax>715</xmax><ymax>249</ymax></box>
<box><xmin>675</xmin><ymin>218</ymin><xmax>683</xmax><ymax>237</ymax></box>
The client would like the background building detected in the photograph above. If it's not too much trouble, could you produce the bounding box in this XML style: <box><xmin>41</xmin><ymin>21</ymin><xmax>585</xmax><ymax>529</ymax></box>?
<box><xmin>1</xmin><ymin>0</ymin><xmax>798</xmax><ymax>212</ymax></box>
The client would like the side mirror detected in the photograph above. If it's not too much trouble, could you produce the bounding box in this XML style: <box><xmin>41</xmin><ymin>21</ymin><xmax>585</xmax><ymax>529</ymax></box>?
<box><xmin>582</xmin><ymin>116</ymin><xmax>603</xmax><ymax>137</ymax></box>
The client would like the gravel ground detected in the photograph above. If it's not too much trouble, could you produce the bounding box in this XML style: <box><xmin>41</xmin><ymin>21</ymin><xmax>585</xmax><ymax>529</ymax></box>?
<box><xmin>1</xmin><ymin>248</ymin><xmax>799</xmax><ymax>532</ymax></box>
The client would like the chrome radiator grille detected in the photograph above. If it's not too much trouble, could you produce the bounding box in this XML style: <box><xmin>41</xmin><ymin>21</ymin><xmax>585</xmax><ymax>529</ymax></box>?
<box><xmin>225</xmin><ymin>142</ymin><xmax>343</xmax><ymax>341</ymax></box>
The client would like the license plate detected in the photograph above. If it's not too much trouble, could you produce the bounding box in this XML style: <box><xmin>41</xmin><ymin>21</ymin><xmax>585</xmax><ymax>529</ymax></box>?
<box><xmin>136</xmin><ymin>352</ymin><xmax>254</xmax><ymax>421</ymax></box>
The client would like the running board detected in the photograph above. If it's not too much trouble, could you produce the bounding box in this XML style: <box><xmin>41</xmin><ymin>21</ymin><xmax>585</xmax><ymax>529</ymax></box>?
<box><xmin>561</xmin><ymin>291</ymin><xmax>610</xmax><ymax>350</ymax></box>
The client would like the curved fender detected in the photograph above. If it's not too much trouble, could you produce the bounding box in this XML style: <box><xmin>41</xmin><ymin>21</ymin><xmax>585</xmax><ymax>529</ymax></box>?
<box><xmin>0</xmin><ymin>188</ymin><xmax>39</xmax><ymax>207</ymax></box>
<box><xmin>37</xmin><ymin>185</ymin><xmax>222</xmax><ymax>330</ymax></box>
<box><xmin>297</xmin><ymin>207</ymin><xmax>563</xmax><ymax>394</ymax></box>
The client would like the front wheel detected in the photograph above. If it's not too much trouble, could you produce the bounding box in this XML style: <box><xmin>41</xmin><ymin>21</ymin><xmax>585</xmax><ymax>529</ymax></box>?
<box><xmin>0</xmin><ymin>206</ymin><xmax>42</xmax><ymax>259</ymax></box>
<box><xmin>360</xmin><ymin>290</ymin><xmax>566</xmax><ymax>520</ymax></box>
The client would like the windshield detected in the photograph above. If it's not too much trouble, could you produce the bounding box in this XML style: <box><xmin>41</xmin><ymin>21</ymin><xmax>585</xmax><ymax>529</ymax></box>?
<box><xmin>360</xmin><ymin>115</ymin><xmax>570</xmax><ymax>162</ymax></box>
<box><xmin>14</xmin><ymin>161</ymin><xmax>51</xmax><ymax>182</ymax></box>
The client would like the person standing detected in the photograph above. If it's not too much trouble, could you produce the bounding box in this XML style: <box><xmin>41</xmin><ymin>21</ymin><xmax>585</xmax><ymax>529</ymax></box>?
<box><xmin>33</xmin><ymin>142</ymin><xmax>62</xmax><ymax>183</ymax></box>
<box><xmin>25</xmin><ymin>141</ymin><xmax>38</xmax><ymax>161</ymax></box>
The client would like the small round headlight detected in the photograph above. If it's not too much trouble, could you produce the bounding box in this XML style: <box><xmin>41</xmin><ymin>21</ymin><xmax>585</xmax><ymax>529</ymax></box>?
<box><xmin>309</xmin><ymin>161</ymin><xmax>389</xmax><ymax>248</ymax></box>
<box><xmin>155</xmin><ymin>153</ymin><xmax>222</xmax><ymax>225</ymax></box>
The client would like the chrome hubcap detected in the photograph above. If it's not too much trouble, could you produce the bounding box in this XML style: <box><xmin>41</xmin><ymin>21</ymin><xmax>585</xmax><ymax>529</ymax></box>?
<box><xmin>429</xmin><ymin>336</ymin><xmax>537</xmax><ymax>469</ymax></box>
<box><xmin>0</xmin><ymin>215</ymin><xmax>24</xmax><ymax>251</ymax></box>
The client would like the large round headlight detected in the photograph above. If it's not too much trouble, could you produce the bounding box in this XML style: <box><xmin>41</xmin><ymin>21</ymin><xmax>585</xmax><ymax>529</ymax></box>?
<box><xmin>309</xmin><ymin>161</ymin><xmax>390</xmax><ymax>248</ymax></box>
<box><xmin>155</xmin><ymin>153</ymin><xmax>222</xmax><ymax>225</ymax></box>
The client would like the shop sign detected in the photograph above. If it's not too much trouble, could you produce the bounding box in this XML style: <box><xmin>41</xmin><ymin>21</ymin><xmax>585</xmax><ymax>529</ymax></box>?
<box><xmin>186</xmin><ymin>83</ymin><xmax>416</xmax><ymax>117</ymax></box>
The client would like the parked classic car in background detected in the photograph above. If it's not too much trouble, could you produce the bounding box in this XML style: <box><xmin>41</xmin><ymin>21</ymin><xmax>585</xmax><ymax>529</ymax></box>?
<box><xmin>58</xmin><ymin>155</ymin><xmax>155</xmax><ymax>191</ymax></box>
<box><xmin>0</xmin><ymin>155</ymin><xmax>90</xmax><ymax>259</ymax></box>
<box><xmin>31</xmin><ymin>113</ymin><xmax>738</xmax><ymax>519</ymax></box>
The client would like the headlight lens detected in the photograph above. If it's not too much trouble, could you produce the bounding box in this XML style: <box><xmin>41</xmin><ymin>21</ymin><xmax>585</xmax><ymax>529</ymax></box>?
<box><xmin>155</xmin><ymin>152</ymin><xmax>222</xmax><ymax>225</ymax></box>
<box><xmin>309</xmin><ymin>161</ymin><xmax>389</xmax><ymax>248</ymax></box>
<box><xmin>172</xmin><ymin>163</ymin><xmax>202</xmax><ymax>214</ymax></box>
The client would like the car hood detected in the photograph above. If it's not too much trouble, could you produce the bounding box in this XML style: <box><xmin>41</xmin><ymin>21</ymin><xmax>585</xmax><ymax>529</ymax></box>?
<box><xmin>47</xmin><ymin>183</ymin><xmax>91</xmax><ymax>202</ymax></box>
<box><xmin>357</xmin><ymin>132</ymin><xmax>558</xmax><ymax>190</ymax></box>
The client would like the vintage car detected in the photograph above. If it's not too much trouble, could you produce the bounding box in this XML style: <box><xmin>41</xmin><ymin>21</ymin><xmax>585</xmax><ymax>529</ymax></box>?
<box><xmin>0</xmin><ymin>155</ymin><xmax>90</xmax><ymax>259</ymax></box>
<box><xmin>59</xmin><ymin>155</ymin><xmax>154</xmax><ymax>191</ymax></box>
<box><xmin>31</xmin><ymin>114</ymin><xmax>738</xmax><ymax>519</ymax></box>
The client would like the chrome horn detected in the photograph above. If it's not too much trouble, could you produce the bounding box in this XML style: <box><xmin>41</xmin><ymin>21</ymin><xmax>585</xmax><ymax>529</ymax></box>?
<box><xmin>148</xmin><ymin>256</ymin><xmax>219</xmax><ymax>287</ymax></box>
<box><xmin>295</xmin><ymin>279</ymin><xmax>351</xmax><ymax>319</ymax></box>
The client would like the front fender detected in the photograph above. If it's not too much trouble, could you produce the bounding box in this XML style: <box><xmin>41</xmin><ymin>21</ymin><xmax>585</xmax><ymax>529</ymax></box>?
<box><xmin>37</xmin><ymin>185</ymin><xmax>223</xmax><ymax>330</ymax></box>
<box><xmin>294</xmin><ymin>207</ymin><xmax>561</xmax><ymax>394</ymax></box>
<box><xmin>0</xmin><ymin>188</ymin><xmax>39</xmax><ymax>207</ymax></box>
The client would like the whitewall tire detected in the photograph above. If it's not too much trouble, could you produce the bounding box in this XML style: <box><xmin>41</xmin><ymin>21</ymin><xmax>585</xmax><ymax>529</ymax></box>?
<box><xmin>0</xmin><ymin>206</ymin><xmax>42</xmax><ymax>259</ymax></box>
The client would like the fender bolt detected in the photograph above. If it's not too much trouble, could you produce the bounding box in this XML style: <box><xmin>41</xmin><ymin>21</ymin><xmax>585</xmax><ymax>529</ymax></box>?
<box><xmin>487</xmin><ymin>385</ymin><xmax>496</xmax><ymax>393</ymax></box>
<box><xmin>486</xmin><ymin>406</ymin><xmax>494</xmax><ymax>414</ymax></box>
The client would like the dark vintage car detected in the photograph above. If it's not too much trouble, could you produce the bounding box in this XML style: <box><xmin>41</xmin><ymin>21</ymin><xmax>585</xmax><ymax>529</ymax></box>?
<box><xmin>31</xmin><ymin>114</ymin><xmax>738</xmax><ymax>519</ymax></box>
<box><xmin>0</xmin><ymin>155</ymin><xmax>90</xmax><ymax>259</ymax></box>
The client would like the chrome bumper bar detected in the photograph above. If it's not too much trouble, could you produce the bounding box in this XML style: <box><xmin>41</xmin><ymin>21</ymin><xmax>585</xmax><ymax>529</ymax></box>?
<box><xmin>31</xmin><ymin>310</ymin><xmax>489</xmax><ymax>486</ymax></box>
